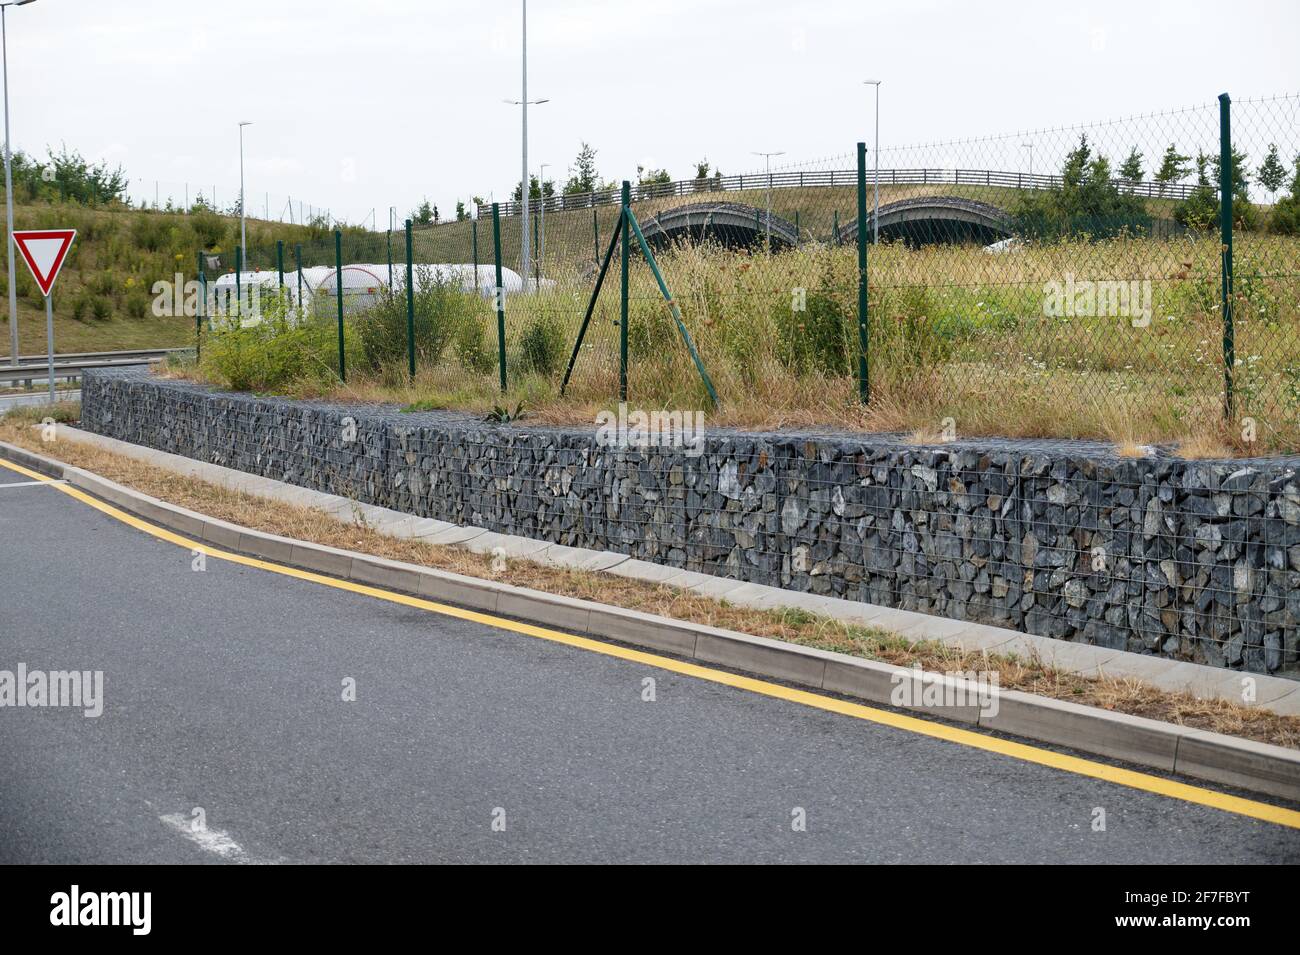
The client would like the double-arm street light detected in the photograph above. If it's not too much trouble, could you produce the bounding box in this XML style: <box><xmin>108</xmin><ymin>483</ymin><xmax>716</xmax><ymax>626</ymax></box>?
<box><xmin>504</xmin><ymin>0</ymin><xmax>550</xmax><ymax>279</ymax></box>
<box><xmin>751</xmin><ymin>150</ymin><xmax>785</xmax><ymax>249</ymax></box>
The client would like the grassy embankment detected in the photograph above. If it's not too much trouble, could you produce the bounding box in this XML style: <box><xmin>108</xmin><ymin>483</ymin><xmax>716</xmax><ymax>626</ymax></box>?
<box><xmin>0</xmin><ymin>200</ymin><xmax>337</xmax><ymax>356</ymax></box>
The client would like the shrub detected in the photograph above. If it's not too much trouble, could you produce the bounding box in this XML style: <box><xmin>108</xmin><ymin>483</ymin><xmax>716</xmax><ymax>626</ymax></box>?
<box><xmin>130</xmin><ymin>214</ymin><xmax>172</xmax><ymax>253</ymax></box>
<box><xmin>200</xmin><ymin>297</ymin><xmax>338</xmax><ymax>393</ymax></box>
<box><xmin>89</xmin><ymin>270</ymin><xmax>117</xmax><ymax>297</ymax></box>
<box><xmin>90</xmin><ymin>295</ymin><xmax>113</xmax><ymax>321</ymax></box>
<box><xmin>775</xmin><ymin>287</ymin><xmax>854</xmax><ymax>377</ymax></box>
<box><xmin>189</xmin><ymin>208</ymin><xmax>226</xmax><ymax>250</ymax></box>
<box><xmin>354</xmin><ymin>269</ymin><xmax>486</xmax><ymax>373</ymax></box>
<box><xmin>517</xmin><ymin>312</ymin><xmax>566</xmax><ymax>377</ymax></box>
<box><xmin>123</xmin><ymin>289</ymin><xmax>150</xmax><ymax>319</ymax></box>
<box><xmin>70</xmin><ymin>291</ymin><xmax>90</xmax><ymax>322</ymax></box>
<box><xmin>1269</xmin><ymin>163</ymin><xmax>1300</xmax><ymax>236</ymax></box>
<box><xmin>625</xmin><ymin>300</ymin><xmax>675</xmax><ymax>362</ymax></box>
<box><xmin>1271</xmin><ymin>196</ymin><xmax>1300</xmax><ymax>236</ymax></box>
<box><xmin>874</xmin><ymin>286</ymin><xmax>957</xmax><ymax>370</ymax></box>
<box><xmin>454</xmin><ymin>316</ymin><xmax>496</xmax><ymax>374</ymax></box>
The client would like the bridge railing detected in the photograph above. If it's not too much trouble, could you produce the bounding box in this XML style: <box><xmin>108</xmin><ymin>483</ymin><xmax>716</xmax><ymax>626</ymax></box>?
<box><xmin>477</xmin><ymin>168</ymin><xmax>1201</xmax><ymax>219</ymax></box>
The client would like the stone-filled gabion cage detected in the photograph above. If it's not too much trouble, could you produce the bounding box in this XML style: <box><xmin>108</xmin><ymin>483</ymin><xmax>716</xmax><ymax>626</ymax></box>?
<box><xmin>82</xmin><ymin>368</ymin><xmax>1300</xmax><ymax>676</ymax></box>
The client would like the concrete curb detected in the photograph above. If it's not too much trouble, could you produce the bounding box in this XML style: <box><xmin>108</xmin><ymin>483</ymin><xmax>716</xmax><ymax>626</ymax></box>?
<box><xmin>3</xmin><ymin>438</ymin><xmax>1299</xmax><ymax>804</ymax></box>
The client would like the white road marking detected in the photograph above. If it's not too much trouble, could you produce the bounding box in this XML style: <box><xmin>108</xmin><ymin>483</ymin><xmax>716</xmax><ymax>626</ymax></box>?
<box><xmin>0</xmin><ymin>478</ymin><xmax>65</xmax><ymax>489</ymax></box>
<box><xmin>159</xmin><ymin>813</ymin><xmax>277</xmax><ymax>864</ymax></box>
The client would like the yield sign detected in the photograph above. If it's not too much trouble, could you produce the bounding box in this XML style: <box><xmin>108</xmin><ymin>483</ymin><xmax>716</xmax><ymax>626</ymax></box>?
<box><xmin>13</xmin><ymin>229</ymin><xmax>77</xmax><ymax>297</ymax></box>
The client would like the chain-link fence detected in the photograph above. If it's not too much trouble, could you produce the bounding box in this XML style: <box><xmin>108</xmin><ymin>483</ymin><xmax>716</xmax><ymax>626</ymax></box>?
<box><xmin>192</xmin><ymin>92</ymin><xmax>1300</xmax><ymax>451</ymax></box>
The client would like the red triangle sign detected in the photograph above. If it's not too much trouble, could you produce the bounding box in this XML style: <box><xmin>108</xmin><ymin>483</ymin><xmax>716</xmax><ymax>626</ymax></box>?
<box><xmin>13</xmin><ymin>229</ymin><xmax>77</xmax><ymax>297</ymax></box>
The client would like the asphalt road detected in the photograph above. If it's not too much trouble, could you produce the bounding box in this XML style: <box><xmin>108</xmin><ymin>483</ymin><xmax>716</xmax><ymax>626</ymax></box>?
<box><xmin>1</xmin><ymin>476</ymin><xmax>1298</xmax><ymax>864</ymax></box>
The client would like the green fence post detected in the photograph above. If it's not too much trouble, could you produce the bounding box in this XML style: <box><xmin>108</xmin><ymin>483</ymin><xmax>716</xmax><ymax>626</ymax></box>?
<box><xmin>620</xmin><ymin>181</ymin><xmax>630</xmax><ymax>402</ymax></box>
<box><xmin>235</xmin><ymin>245</ymin><xmax>242</xmax><ymax>319</ymax></box>
<box><xmin>472</xmin><ymin>219</ymin><xmax>479</xmax><ymax>279</ymax></box>
<box><xmin>387</xmin><ymin>228</ymin><xmax>393</xmax><ymax>290</ymax></box>
<box><xmin>623</xmin><ymin>207</ymin><xmax>719</xmax><ymax>409</ymax></box>
<box><xmin>491</xmin><ymin>203</ymin><xmax>507</xmax><ymax>393</ymax></box>
<box><xmin>856</xmin><ymin>142</ymin><xmax>870</xmax><ymax>404</ymax></box>
<box><xmin>334</xmin><ymin>229</ymin><xmax>346</xmax><ymax>382</ymax></box>
<box><xmin>1218</xmin><ymin>92</ymin><xmax>1236</xmax><ymax>424</ymax></box>
<box><xmin>560</xmin><ymin>220</ymin><xmax>622</xmax><ymax>396</ymax></box>
<box><xmin>532</xmin><ymin>211</ymin><xmax>539</xmax><ymax>290</ymax></box>
<box><xmin>593</xmin><ymin>207</ymin><xmax>599</xmax><ymax>265</ymax></box>
<box><xmin>833</xmin><ymin>210</ymin><xmax>839</xmax><ymax>246</ymax></box>
<box><xmin>405</xmin><ymin>218</ymin><xmax>415</xmax><ymax>383</ymax></box>
<box><xmin>276</xmin><ymin>240</ymin><xmax>284</xmax><ymax>290</ymax></box>
<box><xmin>294</xmin><ymin>243</ymin><xmax>303</xmax><ymax>312</ymax></box>
<box><xmin>195</xmin><ymin>251</ymin><xmax>205</xmax><ymax>360</ymax></box>
<box><xmin>794</xmin><ymin>210</ymin><xmax>801</xmax><ymax>247</ymax></box>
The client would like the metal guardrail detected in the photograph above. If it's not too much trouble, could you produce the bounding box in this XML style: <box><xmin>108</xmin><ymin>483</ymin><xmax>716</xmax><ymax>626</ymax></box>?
<box><xmin>4</xmin><ymin>347</ymin><xmax>177</xmax><ymax>367</ymax></box>
<box><xmin>476</xmin><ymin>167</ymin><xmax>1202</xmax><ymax>219</ymax></box>
<box><xmin>0</xmin><ymin>350</ymin><xmax>175</xmax><ymax>387</ymax></box>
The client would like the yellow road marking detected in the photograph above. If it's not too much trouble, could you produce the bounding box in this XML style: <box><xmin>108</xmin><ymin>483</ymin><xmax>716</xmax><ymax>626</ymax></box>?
<box><xmin>5</xmin><ymin>452</ymin><xmax>1300</xmax><ymax>831</ymax></box>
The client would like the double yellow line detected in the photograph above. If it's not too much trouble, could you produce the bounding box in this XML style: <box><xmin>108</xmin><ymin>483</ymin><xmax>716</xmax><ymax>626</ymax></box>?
<box><xmin>4</xmin><ymin>453</ymin><xmax>1299</xmax><ymax>831</ymax></box>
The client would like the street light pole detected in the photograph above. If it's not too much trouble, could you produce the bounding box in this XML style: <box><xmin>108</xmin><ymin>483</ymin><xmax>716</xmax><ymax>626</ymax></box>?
<box><xmin>520</xmin><ymin>0</ymin><xmax>528</xmax><ymax>279</ymax></box>
<box><xmin>750</xmin><ymin>150</ymin><xmax>785</xmax><ymax>249</ymax></box>
<box><xmin>504</xmin><ymin>2</ymin><xmax>549</xmax><ymax>282</ymax></box>
<box><xmin>2</xmin><ymin>0</ymin><xmax>37</xmax><ymax>366</ymax></box>
<box><xmin>538</xmin><ymin>161</ymin><xmax>548</xmax><ymax>283</ymax></box>
<box><xmin>238</xmin><ymin>121</ymin><xmax>251</xmax><ymax>261</ymax></box>
<box><xmin>864</xmin><ymin>80</ymin><xmax>881</xmax><ymax>244</ymax></box>
<box><xmin>1022</xmin><ymin>141</ymin><xmax>1033</xmax><ymax>178</ymax></box>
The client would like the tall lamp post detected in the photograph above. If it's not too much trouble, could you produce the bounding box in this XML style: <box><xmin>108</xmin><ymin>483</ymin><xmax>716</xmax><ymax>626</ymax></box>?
<box><xmin>238</xmin><ymin>121</ymin><xmax>252</xmax><ymax>260</ymax></box>
<box><xmin>2</xmin><ymin>0</ymin><xmax>36</xmax><ymax>366</ymax></box>
<box><xmin>537</xmin><ymin>161</ymin><xmax>549</xmax><ymax>285</ymax></box>
<box><xmin>750</xmin><ymin>150</ymin><xmax>785</xmax><ymax>249</ymax></box>
<box><xmin>503</xmin><ymin>0</ymin><xmax>549</xmax><ymax>281</ymax></box>
<box><xmin>864</xmin><ymin>80</ymin><xmax>881</xmax><ymax>244</ymax></box>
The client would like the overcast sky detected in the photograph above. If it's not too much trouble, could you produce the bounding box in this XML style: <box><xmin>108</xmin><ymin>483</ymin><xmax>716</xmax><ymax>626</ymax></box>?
<box><xmin>8</xmin><ymin>0</ymin><xmax>1299</xmax><ymax>225</ymax></box>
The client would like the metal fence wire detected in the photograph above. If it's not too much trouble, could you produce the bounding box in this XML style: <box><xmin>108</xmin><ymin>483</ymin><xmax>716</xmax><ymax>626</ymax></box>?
<box><xmin>195</xmin><ymin>92</ymin><xmax>1300</xmax><ymax>451</ymax></box>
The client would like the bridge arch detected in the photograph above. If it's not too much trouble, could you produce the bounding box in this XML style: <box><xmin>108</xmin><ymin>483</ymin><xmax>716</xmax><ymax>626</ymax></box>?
<box><xmin>836</xmin><ymin>196</ymin><xmax>1013</xmax><ymax>247</ymax></box>
<box><xmin>636</xmin><ymin>201</ymin><xmax>802</xmax><ymax>252</ymax></box>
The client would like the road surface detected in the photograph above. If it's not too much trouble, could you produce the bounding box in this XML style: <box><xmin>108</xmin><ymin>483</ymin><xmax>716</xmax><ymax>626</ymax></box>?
<box><xmin>1</xmin><ymin>470</ymin><xmax>1297</xmax><ymax>863</ymax></box>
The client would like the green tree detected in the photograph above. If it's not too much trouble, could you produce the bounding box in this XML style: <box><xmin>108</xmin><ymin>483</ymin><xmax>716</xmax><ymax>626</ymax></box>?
<box><xmin>1118</xmin><ymin>147</ymin><xmax>1144</xmax><ymax>184</ymax></box>
<box><xmin>1174</xmin><ymin>149</ymin><xmax>1257</xmax><ymax>230</ymax></box>
<box><xmin>411</xmin><ymin>198</ymin><xmax>435</xmax><ymax>226</ymax></box>
<box><xmin>637</xmin><ymin>165</ymin><xmax>671</xmax><ymax>187</ymax></box>
<box><xmin>1257</xmin><ymin>143</ymin><xmax>1286</xmax><ymax>199</ymax></box>
<box><xmin>455</xmin><ymin>200</ymin><xmax>468</xmax><ymax>222</ymax></box>
<box><xmin>1153</xmin><ymin>143</ymin><xmax>1190</xmax><ymax>196</ymax></box>
<box><xmin>562</xmin><ymin>142</ymin><xmax>600</xmax><ymax>195</ymax></box>
<box><xmin>10</xmin><ymin>144</ymin><xmax>127</xmax><ymax>205</ymax></box>
<box><xmin>1268</xmin><ymin>155</ymin><xmax>1300</xmax><ymax>235</ymax></box>
<box><xmin>513</xmin><ymin>175</ymin><xmax>555</xmax><ymax>202</ymax></box>
<box><xmin>1010</xmin><ymin>134</ymin><xmax>1151</xmax><ymax>240</ymax></box>
<box><xmin>1211</xmin><ymin>145</ymin><xmax>1251</xmax><ymax>202</ymax></box>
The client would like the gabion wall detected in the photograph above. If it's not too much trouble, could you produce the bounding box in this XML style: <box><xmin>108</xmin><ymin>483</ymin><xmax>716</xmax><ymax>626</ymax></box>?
<box><xmin>82</xmin><ymin>369</ymin><xmax>1300</xmax><ymax>675</ymax></box>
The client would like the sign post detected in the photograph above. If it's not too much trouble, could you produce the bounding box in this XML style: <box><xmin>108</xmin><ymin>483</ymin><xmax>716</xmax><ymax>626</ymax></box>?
<box><xmin>12</xmin><ymin>229</ymin><xmax>75</xmax><ymax>403</ymax></box>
